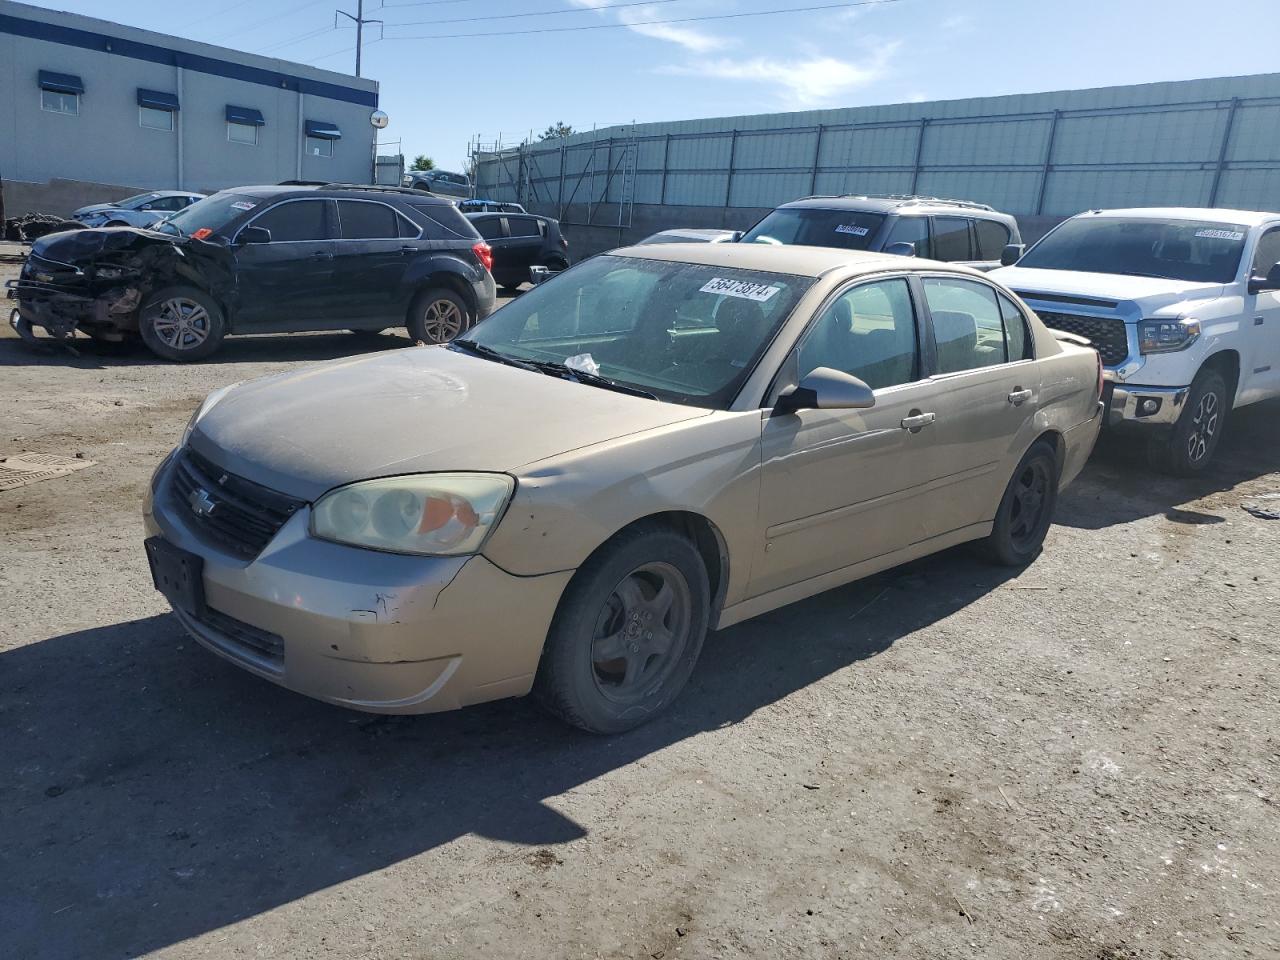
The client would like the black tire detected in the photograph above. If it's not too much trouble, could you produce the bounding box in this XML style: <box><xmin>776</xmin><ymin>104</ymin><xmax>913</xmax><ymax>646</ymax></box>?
<box><xmin>1147</xmin><ymin>368</ymin><xmax>1228</xmax><ymax>476</ymax></box>
<box><xmin>139</xmin><ymin>286</ymin><xmax>226</xmax><ymax>361</ymax></box>
<box><xmin>534</xmin><ymin>524</ymin><xmax>710</xmax><ymax>734</ymax></box>
<box><xmin>981</xmin><ymin>440</ymin><xmax>1059</xmax><ymax>567</ymax></box>
<box><xmin>406</xmin><ymin>287</ymin><xmax>469</xmax><ymax>345</ymax></box>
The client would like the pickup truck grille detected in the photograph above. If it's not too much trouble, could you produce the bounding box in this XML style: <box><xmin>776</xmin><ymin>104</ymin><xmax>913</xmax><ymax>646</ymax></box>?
<box><xmin>170</xmin><ymin>449</ymin><xmax>304</xmax><ymax>559</ymax></box>
<box><xmin>1035</xmin><ymin>311</ymin><xmax>1129</xmax><ymax>366</ymax></box>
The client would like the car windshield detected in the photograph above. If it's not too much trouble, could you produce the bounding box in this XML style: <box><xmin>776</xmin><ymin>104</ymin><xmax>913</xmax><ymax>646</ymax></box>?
<box><xmin>458</xmin><ymin>255</ymin><xmax>813</xmax><ymax>408</ymax></box>
<box><xmin>1017</xmin><ymin>217</ymin><xmax>1247</xmax><ymax>283</ymax></box>
<box><xmin>741</xmin><ymin>208</ymin><xmax>886</xmax><ymax>250</ymax></box>
<box><xmin>155</xmin><ymin>192</ymin><xmax>261</xmax><ymax>238</ymax></box>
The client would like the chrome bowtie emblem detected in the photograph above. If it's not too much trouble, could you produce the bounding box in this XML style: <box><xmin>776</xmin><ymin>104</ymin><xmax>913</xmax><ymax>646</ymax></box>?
<box><xmin>189</xmin><ymin>487</ymin><xmax>217</xmax><ymax>517</ymax></box>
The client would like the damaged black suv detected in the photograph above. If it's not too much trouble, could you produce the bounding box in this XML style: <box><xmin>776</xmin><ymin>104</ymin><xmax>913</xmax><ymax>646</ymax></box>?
<box><xmin>6</xmin><ymin>184</ymin><xmax>497</xmax><ymax>360</ymax></box>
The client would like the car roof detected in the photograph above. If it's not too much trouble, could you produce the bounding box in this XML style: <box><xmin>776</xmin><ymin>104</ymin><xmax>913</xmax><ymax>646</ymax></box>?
<box><xmin>614</xmin><ymin>242</ymin><xmax>985</xmax><ymax>279</ymax></box>
<box><xmin>226</xmin><ymin>185</ymin><xmax>454</xmax><ymax>204</ymax></box>
<box><xmin>1073</xmin><ymin>207</ymin><xmax>1279</xmax><ymax>226</ymax></box>
<box><xmin>776</xmin><ymin>194</ymin><xmax>1006</xmax><ymax>217</ymax></box>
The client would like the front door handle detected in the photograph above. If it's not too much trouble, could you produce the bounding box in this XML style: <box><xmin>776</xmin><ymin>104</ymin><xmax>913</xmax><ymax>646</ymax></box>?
<box><xmin>1008</xmin><ymin>388</ymin><xmax>1033</xmax><ymax>405</ymax></box>
<box><xmin>900</xmin><ymin>411</ymin><xmax>936</xmax><ymax>431</ymax></box>
<box><xmin>312</xmin><ymin>251</ymin><xmax>333</xmax><ymax>260</ymax></box>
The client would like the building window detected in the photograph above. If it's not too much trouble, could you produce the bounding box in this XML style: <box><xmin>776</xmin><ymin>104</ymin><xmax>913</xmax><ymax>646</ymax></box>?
<box><xmin>140</xmin><ymin>106</ymin><xmax>174</xmax><ymax>131</ymax></box>
<box><xmin>41</xmin><ymin>89</ymin><xmax>79</xmax><ymax>116</ymax></box>
<box><xmin>305</xmin><ymin>137</ymin><xmax>332</xmax><ymax>158</ymax></box>
<box><xmin>228</xmin><ymin>122</ymin><xmax>258</xmax><ymax>145</ymax></box>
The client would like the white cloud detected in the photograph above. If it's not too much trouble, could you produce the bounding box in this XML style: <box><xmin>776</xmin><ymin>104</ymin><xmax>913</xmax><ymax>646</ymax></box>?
<box><xmin>569</xmin><ymin>0</ymin><xmax>728</xmax><ymax>53</ymax></box>
<box><xmin>661</xmin><ymin>43</ymin><xmax>899</xmax><ymax>108</ymax></box>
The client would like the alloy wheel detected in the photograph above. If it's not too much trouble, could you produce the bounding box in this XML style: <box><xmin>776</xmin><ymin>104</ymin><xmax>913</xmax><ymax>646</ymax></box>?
<box><xmin>419</xmin><ymin>299</ymin><xmax>464</xmax><ymax>344</ymax></box>
<box><xmin>1186</xmin><ymin>390</ymin><xmax>1219</xmax><ymax>464</ymax></box>
<box><xmin>151</xmin><ymin>297</ymin><xmax>210</xmax><ymax>351</ymax></box>
<box><xmin>1008</xmin><ymin>458</ymin><xmax>1051</xmax><ymax>551</ymax></box>
<box><xmin>590</xmin><ymin>561</ymin><xmax>693</xmax><ymax>705</ymax></box>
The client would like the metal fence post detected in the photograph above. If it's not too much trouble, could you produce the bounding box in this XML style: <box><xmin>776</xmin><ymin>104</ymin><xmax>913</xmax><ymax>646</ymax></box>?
<box><xmin>724</xmin><ymin>130</ymin><xmax>738</xmax><ymax>207</ymax></box>
<box><xmin>558</xmin><ymin>144</ymin><xmax>566</xmax><ymax>219</ymax></box>
<box><xmin>1208</xmin><ymin>97</ymin><xmax>1241</xmax><ymax>208</ymax></box>
<box><xmin>1035</xmin><ymin>110</ymin><xmax>1061</xmax><ymax>215</ymax></box>
<box><xmin>809</xmin><ymin>124</ymin><xmax>825</xmax><ymax>195</ymax></box>
<box><xmin>659</xmin><ymin>134</ymin><xmax>671</xmax><ymax>205</ymax></box>
<box><xmin>909</xmin><ymin>118</ymin><xmax>928</xmax><ymax>194</ymax></box>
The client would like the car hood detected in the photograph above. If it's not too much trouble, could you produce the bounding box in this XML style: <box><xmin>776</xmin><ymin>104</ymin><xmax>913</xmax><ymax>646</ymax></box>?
<box><xmin>31</xmin><ymin>226</ymin><xmax>180</xmax><ymax>264</ymax></box>
<box><xmin>190</xmin><ymin>347</ymin><xmax>712</xmax><ymax>501</ymax></box>
<box><xmin>71</xmin><ymin>203</ymin><xmax>120</xmax><ymax>217</ymax></box>
<box><xmin>992</xmin><ymin>266</ymin><xmax>1225</xmax><ymax>313</ymax></box>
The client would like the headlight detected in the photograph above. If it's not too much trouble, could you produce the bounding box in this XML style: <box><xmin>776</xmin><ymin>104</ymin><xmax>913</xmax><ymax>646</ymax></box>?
<box><xmin>1139</xmin><ymin>318</ymin><xmax>1200</xmax><ymax>355</ymax></box>
<box><xmin>181</xmin><ymin>381</ymin><xmax>242</xmax><ymax>446</ymax></box>
<box><xmin>311</xmin><ymin>473</ymin><xmax>515</xmax><ymax>556</ymax></box>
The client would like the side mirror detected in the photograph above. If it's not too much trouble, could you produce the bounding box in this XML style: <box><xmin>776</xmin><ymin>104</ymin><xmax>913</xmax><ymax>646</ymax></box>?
<box><xmin>883</xmin><ymin>241</ymin><xmax>916</xmax><ymax>257</ymax></box>
<box><xmin>530</xmin><ymin>265</ymin><xmax>559</xmax><ymax>285</ymax></box>
<box><xmin>1247</xmin><ymin>261</ymin><xmax>1280</xmax><ymax>294</ymax></box>
<box><xmin>1000</xmin><ymin>243</ymin><xmax>1026</xmax><ymax>266</ymax></box>
<box><xmin>775</xmin><ymin>367</ymin><xmax>876</xmax><ymax>415</ymax></box>
<box><xmin>237</xmin><ymin>225</ymin><xmax>272</xmax><ymax>245</ymax></box>
<box><xmin>729</xmin><ymin>230</ymin><xmax>744</xmax><ymax>242</ymax></box>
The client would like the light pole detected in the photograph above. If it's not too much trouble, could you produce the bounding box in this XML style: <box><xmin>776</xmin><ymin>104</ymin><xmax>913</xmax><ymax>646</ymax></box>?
<box><xmin>336</xmin><ymin>0</ymin><xmax>382</xmax><ymax>78</ymax></box>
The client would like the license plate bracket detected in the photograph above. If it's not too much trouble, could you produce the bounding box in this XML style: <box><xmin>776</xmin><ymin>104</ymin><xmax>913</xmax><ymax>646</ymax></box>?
<box><xmin>145</xmin><ymin>537</ymin><xmax>206</xmax><ymax>615</ymax></box>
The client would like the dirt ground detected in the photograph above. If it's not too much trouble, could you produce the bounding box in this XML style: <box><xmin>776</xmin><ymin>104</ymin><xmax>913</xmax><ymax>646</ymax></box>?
<box><xmin>2</xmin><ymin>259</ymin><xmax>1278</xmax><ymax>960</ymax></box>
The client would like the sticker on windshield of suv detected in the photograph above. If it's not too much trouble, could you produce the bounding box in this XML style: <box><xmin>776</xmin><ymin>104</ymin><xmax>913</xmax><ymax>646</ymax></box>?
<box><xmin>699</xmin><ymin>278</ymin><xmax>782</xmax><ymax>302</ymax></box>
<box><xmin>1194</xmin><ymin>228</ymin><xmax>1245</xmax><ymax>241</ymax></box>
<box><xmin>835</xmin><ymin>224</ymin><xmax>870</xmax><ymax>236</ymax></box>
<box><xmin>230</xmin><ymin>201</ymin><xmax>257</xmax><ymax>211</ymax></box>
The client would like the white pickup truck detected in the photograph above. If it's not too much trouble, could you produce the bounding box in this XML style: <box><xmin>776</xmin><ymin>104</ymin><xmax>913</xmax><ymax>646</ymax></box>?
<box><xmin>992</xmin><ymin>208</ymin><xmax>1280</xmax><ymax>473</ymax></box>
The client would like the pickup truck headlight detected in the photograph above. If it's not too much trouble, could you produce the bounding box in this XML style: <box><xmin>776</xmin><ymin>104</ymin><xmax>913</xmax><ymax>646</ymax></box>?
<box><xmin>1138</xmin><ymin>318</ymin><xmax>1200</xmax><ymax>355</ymax></box>
<box><xmin>311</xmin><ymin>473</ymin><xmax>515</xmax><ymax>556</ymax></box>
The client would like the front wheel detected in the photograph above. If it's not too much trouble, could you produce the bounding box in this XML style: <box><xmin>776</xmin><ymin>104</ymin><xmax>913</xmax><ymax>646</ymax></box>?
<box><xmin>981</xmin><ymin>440</ymin><xmax>1059</xmax><ymax>567</ymax></box>
<box><xmin>139</xmin><ymin>287</ymin><xmax>226</xmax><ymax>361</ymax></box>
<box><xmin>406</xmin><ymin>288</ymin><xmax>468</xmax><ymax>345</ymax></box>
<box><xmin>1147</xmin><ymin>369</ymin><xmax>1228</xmax><ymax>476</ymax></box>
<box><xmin>535</xmin><ymin>525</ymin><xmax>710</xmax><ymax>734</ymax></box>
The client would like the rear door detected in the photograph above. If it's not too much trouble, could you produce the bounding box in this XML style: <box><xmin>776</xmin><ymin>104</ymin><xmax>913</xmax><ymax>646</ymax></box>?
<box><xmin>332</xmin><ymin>199</ymin><xmax>414</xmax><ymax>323</ymax></box>
<box><xmin>232</xmin><ymin>198</ymin><xmax>339</xmax><ymax>329</ymax></box>
<box><xmin>916</xmin><ymin>274</ymin><xmax>1042</xmax><ymax>535</ymax></box>
<box><xmin>930</xmin><ymin>216</ymin><xmax>974</xmax><ymax>265</ymax></box>
<box><xmin>1244</xmin><ymin>225</ymin><xmax>1280</xmax><ymax>401</ymax></box>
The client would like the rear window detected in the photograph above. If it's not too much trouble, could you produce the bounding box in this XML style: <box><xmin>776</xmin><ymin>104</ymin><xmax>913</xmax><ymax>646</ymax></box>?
<box><xmin>336</xmin><ymin>200</ymin><xmax>399</xmax><ymax>240</ymax></box>
<box><xmin>471</xmin><ymin>217</ymin><xmax>504</xmax><ymax>241</ymax></box>
<box><xmin>975</xmin><ymin>219</ymin><xmax>1011</xmax><ymax>260</ymax></box>
<box><xmin>507</xmin><ymin>217</ymin><xmax>542</xmax><ymax>238</ymax></box>
<box><xmin>932</xmin><ymin>217</ymin><xmax>972</xmax><ymax>261</ymax></box>
<box><xmin>741</xmin><ymin>208</ymin><xmax>885</xmax><ymax>250</ymax></box>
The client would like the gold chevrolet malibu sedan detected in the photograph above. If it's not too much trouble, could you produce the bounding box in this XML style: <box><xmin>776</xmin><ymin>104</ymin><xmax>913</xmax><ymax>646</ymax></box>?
<box><xmin>144</xmin><ymin>244</ymin><xmax>1103</xmax><ymax>733</ymax></box>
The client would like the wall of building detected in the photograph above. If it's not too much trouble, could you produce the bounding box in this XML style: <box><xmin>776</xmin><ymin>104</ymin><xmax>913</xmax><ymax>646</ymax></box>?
<box><xmin>0</xmin><ymin>0</ymin><xmax>378</xmax><ymax>209</ymax></box>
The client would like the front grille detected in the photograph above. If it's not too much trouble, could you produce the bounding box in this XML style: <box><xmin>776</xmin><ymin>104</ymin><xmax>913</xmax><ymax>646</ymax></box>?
<box><xmin>195</xmin><ymin>606</ymin><xmax>285</xmax><ymax>665</ymax></box>
<box><xmin>1035</xmin><ymin>311</ymin><xmax>1129</xmax><ymax>366</ymax></box>
<box><xmin>170</xmin><ymin>449</ymin><xmax>304</xmax><ymax>559</ymax></box>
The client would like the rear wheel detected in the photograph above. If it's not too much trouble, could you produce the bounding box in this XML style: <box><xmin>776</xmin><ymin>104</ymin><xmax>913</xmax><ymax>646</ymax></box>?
<box><xmin>406</xmin><ymin>288</ymin><xmax>468</xmax><ymax>345</ymax></box>
<box><xmin>535</xmin><ymin>525</ymin><xmax>710</xmax><ymax>734</ymax></box>
<box><xmin>1147</xmin><ymin>368</ymin><xmax>1228</xmax><ymax>476</ymax></box>
<box><xmin>981</xmin><ymin>440</ymin><xmax>1059</xmax><ymax>567</ymax></box>
<box><xmin>139</xmin><ymin>286</ymin><xmax>226</xmax><ymax>361</ymax></box>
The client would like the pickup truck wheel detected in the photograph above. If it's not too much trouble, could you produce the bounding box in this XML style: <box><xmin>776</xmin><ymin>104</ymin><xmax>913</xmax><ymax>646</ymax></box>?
<box><xmin>1148</xmin><ymin>369</ymin><xmax>1227</xmax><ymax>476</ymax></box>
<box><xmin>981</xmin><ymin>440</ymin><xmax>1059</xmax><ymax>567</ymax></box>
<box><xmin>534</xmin><ymin>525</ymin><xmax>709</xmax><ymax>734</ymax></box>
<box><xmin>407</xmin><ymin>288</ymin><xmax>468</xmax><ymax>344</ymax></box>
<box><xmin>139</xmin><ymin>287</ymin><xmax>226</xmax><ymax>361</ymax></box>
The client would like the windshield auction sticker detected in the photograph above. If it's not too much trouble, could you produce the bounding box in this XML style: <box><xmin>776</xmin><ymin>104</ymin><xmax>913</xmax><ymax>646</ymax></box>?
<box><xmin>230</xmin><ymin>201</ymin><xmax>257</xmax><ymax>212</ymax></box>
<box><xmin>835</xmin><ymin>224</ymin><xmax>870</xmax><ymax>236</ymax></box>
<box><xmin>1194</xmin><ymin>228</ymin><xmax>1245</xmax><ymax>241</ymax></box>
<box><xmin>699</xmin><ymin>278</ymin><xmax>782</xmax><ymax>302</ymax></box>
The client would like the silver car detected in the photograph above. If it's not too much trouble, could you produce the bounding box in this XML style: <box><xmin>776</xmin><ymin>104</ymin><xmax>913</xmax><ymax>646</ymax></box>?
<box><xmin>71</xmin><ymin>191</ymin><xmax>206</xmax><ymax>229</ymax></box>
<box><xmin>144</xmin><ymin>245</ymin><xmax>1103</xmax><ymax>733</ymax></box>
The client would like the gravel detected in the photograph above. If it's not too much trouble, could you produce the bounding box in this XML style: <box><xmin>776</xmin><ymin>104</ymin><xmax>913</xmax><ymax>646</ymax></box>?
<box><xmin>2</xmin><ymin>261</ymin><xmax>1278</xmax><ymax>959</ymax></box>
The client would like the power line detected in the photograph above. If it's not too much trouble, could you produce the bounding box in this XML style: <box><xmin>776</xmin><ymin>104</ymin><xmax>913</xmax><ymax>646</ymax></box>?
<box><xmin>382</xmin><ymin>0</ymin><xmax>904</xmax><ymax>41</ymax></box>
<box><xmin>206</xmin><ymin>0</ymin><xmax>326</xmax><ymax>44</ymax></box>
<box><xmin>185</xmin><ymin>0</ymin><xmax>262</xmax><ymax>29</ymax></box>
<box><xmin>255</xmin><ymin>24</ymin><xmax>335</xmax><ymax>55</ymax></box>
<box><xmin>386</xmin><ymin>0</ymin><xmax>684</xmax><ymax>28</ymax></box>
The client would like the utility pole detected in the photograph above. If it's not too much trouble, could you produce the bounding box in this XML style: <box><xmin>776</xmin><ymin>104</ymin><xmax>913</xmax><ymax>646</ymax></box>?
<box><xmin>336</xmin><ymin>0</ymin><xmax>382</xmax><ymax>78</ymax></box>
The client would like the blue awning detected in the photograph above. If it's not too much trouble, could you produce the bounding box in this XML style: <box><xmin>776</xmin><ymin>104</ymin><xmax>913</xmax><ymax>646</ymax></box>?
<box><xmin>38</xmin><ymin>70</ymin><xmax>83</xmax><ymax>94</ymax></box>
<box><xmin>137</xmin><ymin>88</ymin><xmax>180</xmax><ymax>111</ymax></box>
<box><xmin>225</xmin><ymin>105</ymin><xmax>265</xmax><ymax>126</ymax></box>
<box><xmin>304</xmin><ymin>120</ymin><xmax>342</xmax><ymax>140</ymax></box>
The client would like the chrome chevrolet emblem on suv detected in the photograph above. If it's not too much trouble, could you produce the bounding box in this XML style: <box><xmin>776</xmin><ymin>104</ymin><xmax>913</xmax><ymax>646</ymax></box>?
<box><xmin>189</xmin><ymin>488</ymin><xmax>217</xmax><ymax>517</ymax></box>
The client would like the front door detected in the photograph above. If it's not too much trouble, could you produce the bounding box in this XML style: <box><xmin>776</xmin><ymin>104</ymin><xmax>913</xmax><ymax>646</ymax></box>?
<box><xmin>232</xmin><ymin>198</ymin><xmax>339</xmax><ymax>330</ymax></box>
<box><xmin>1243</xmin><ymin>226</ymin><xmax>1280</xmax><ymax>402</ymax></box>
<box><xmin>750</xmin><ymin>276</ymin><xmax>949</xmax><ymax>598</ymax></box>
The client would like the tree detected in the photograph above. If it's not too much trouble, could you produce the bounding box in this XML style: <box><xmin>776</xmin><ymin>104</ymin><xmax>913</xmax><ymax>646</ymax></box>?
<box><xmin>410</xmin><ymin>155</ymin><xmax>436</xmax><ymax>171</ymax></box>
<box><xmin>538</xmin><ymin>122</ymin><xmax>575</xmax><ymax>141</ymax></box>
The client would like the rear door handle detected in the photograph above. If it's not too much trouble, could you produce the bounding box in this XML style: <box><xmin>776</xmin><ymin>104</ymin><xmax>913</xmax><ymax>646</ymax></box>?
<box><xmin>900</xmin><ymin>412</ymin><xmax>936</xmax><ymax>430</ymax></box>
<box><xmin>1008</xmin><ymin>388</ymin><xmax>1033</xmax><ymax>405</ymax></box>
<box><xmin>312</xmin><ymin>251</ymin><xmax>333</xmax><ymax>260</ymax></box>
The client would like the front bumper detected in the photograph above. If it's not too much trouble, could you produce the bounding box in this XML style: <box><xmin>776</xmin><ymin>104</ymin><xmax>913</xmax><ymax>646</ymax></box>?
<box><xmin>1103</xmin><ymin>381</ymin><xmax>1189</xmax><ymax>427</ymax></box>
<box><xmin>144</xmin><ymin>455</ymin><xmax>572</xmax><ymax>714</ymax></box>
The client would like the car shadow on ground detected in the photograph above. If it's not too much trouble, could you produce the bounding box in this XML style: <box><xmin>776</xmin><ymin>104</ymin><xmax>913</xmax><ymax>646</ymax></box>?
<box><xmin>1</xmin><ymin>549</ymin><xmax>1015</xmax><ymax>959</ymax></box>
<box><xmin>1056</xmin><ymin>396</ymin><xmax>1280</xmax><ymax>530</ymax></box>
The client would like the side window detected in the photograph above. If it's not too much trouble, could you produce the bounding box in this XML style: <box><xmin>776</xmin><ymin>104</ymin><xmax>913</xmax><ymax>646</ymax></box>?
<box><xmin>1252</xmin><ymin>228</ymin><xmax>1280</xmax><ymax>276</ymax></box>
<box><xmin>250</xmin><ymin>200</ymin><xmax>328</xmax><ymax>242</ymax></box>
<box><xmin>923</xmin><ymin>277</ymin><xmax>1009</xmax><ymax>373</ymax></box>
<box><xmin>149</xmin><ymin>196</ymin><xmax>186</xmax><ymax>212</ymax></box>
<box><xmin>975</xmin><ymin>220</ymin><xmax>1011</xmax><ymax>261</ymax></box>
<box><xmin>473</xmin><ymin>217</ymin><xmax>504</xmax><ymax>241</ymax></box>
<box><xmin>798</xmin><ymin>278</ymin><xmax>919</xmax><ymax>390</ymax></box>
<box><xmin>396</xmin><ymin>212</ymin><xmax>421</xmax><ymax>239</ymax></box>
<box><xmin>336</xmin><ymin>201</ymin><xmax>399</xmax><ymax>240</ymax></box>
<box><xmin>997</xmin><ymin>293</ymin><xmax>1033</xmax><ymax>361</ymax></box>
<box><xmin>932</xmin><ymin>217</ymin><xmax>973</xmax><ymax>261</ymax></box>
<box><xmin>884</xmin><ymin>217</ymin><xmax>930</xmax><ymax>257</ymax></box>
<box><xmin>507</xmin><ymin>217</ymin><xmax>542</xmax><ymax>238</ymax></box>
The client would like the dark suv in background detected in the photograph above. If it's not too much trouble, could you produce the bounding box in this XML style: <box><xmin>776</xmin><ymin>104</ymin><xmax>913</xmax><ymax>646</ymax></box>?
<box><xmin>467</xmin><ymin>212</ymin><xmax>570</xmax><ymax>292</ymax></box>
<box><xmin>9</xmin><ymin>184</ymin><xmax>496</xmax><ymax>360</ymax></box>
<box><xmin>740</xmin><ymin>195</ymin><xmax>1021</xmax><ymax>271</ymax></box>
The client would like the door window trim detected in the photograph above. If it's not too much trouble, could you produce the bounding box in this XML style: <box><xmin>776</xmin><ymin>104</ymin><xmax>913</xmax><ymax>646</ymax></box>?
<box><xmin>916</xmin><ymin>272</ymin><xmax>1038</xmax><ymax>378</ymax></box>
<box><xmin>333</xmin><ymin>198</ymin><xmax>423</xmax><ymax>240</ymax></box>
<box><xmin>232</xmin><ymin>197</ymin><xmax>335</xmax><ymax>244</ymax></box>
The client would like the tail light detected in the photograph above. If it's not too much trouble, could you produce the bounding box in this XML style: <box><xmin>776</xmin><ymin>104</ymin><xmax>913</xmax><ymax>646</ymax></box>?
<box><xmin>472</xmin><ymin>241</ymin><xmax>493</xmax><ymax>272</ymax></box>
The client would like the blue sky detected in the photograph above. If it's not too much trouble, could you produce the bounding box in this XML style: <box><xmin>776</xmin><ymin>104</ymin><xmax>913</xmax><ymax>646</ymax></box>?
<box><xmin>26</xmin><ymin>0</ymin><xmax>1279</xmax><ymax>171</ymax></box>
